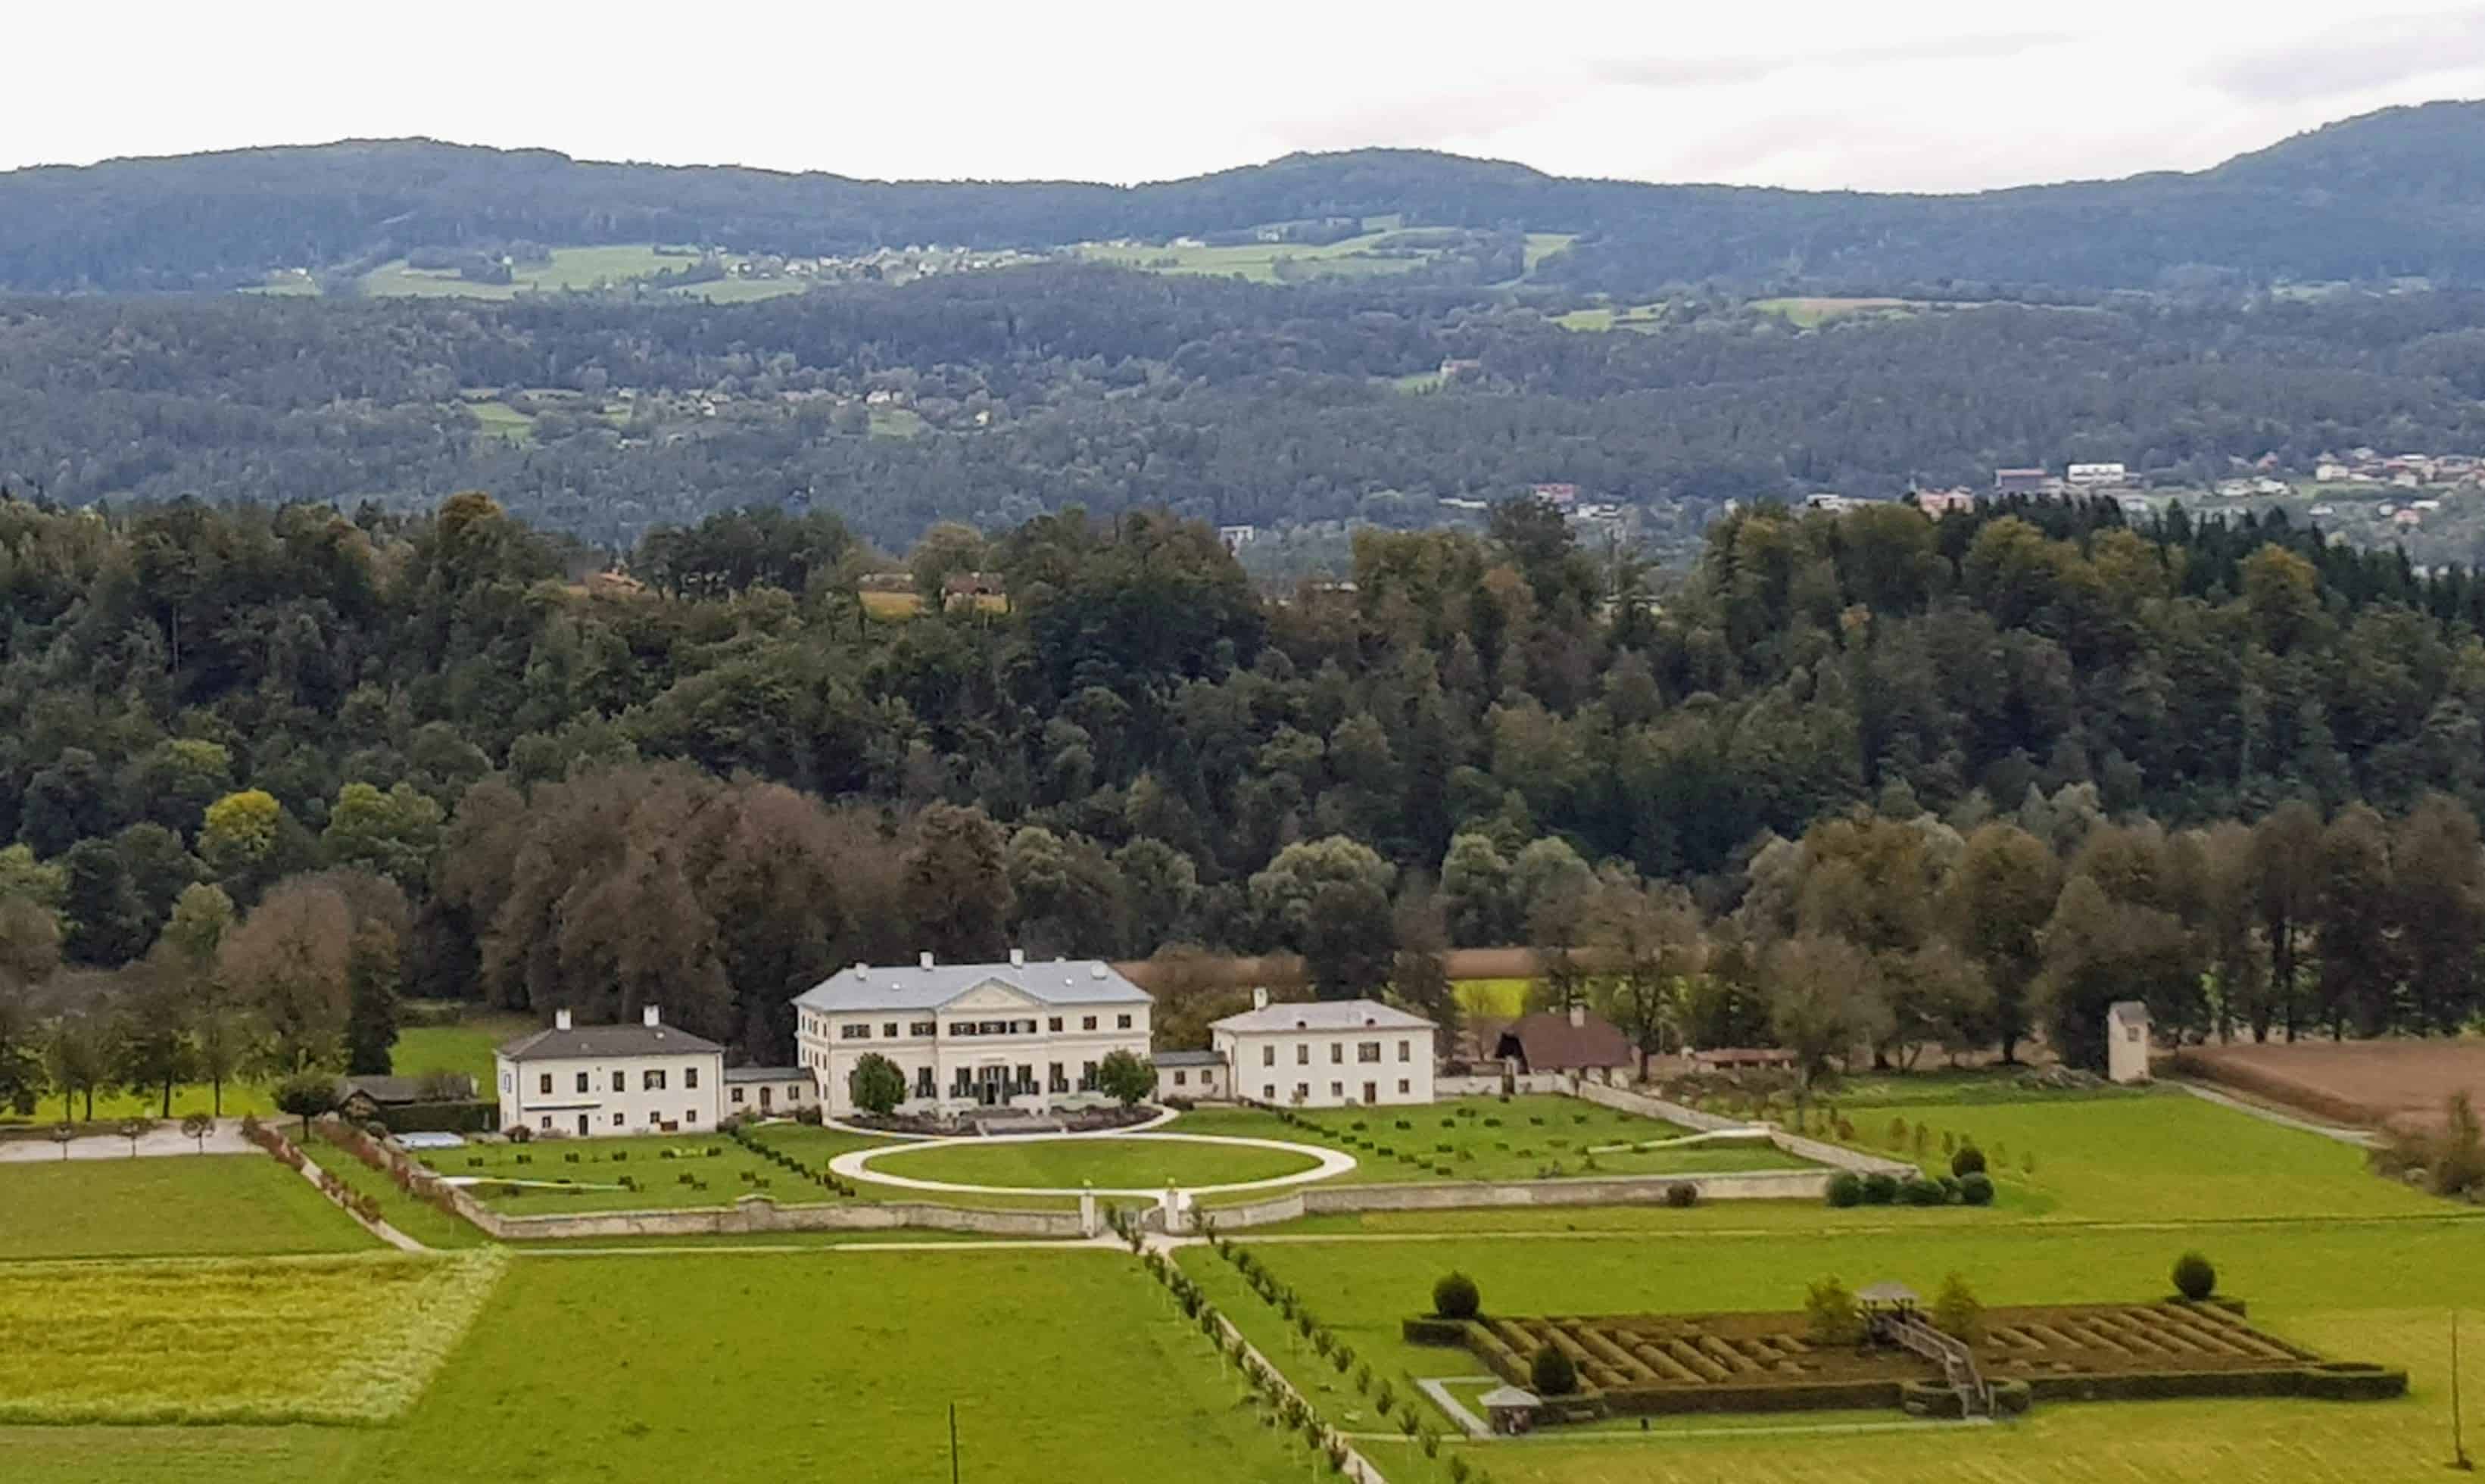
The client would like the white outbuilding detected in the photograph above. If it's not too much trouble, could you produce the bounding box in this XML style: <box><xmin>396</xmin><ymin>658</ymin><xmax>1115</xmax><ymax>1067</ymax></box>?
<box><xmin>1211</xmin><ymin>990</ymin><xmax>1437</xmax><ymax>1108</ymax></box>
<box><xmin>2106</xmin><ymin>1000</ymin><xmax>2153</xmax><ymax>1084</ymax></box>
<box><xmin>494</xmin><ymin>1006</ymin><xmax>728</xmax><ymax>1139</ymax></box>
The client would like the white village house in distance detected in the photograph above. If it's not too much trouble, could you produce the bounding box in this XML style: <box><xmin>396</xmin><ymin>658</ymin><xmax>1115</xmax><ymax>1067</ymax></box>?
<box><xmin>793</xmin><ymin>952</ymin><xmax>1152</xmax><ymax>1118</ymax></box>
<box><xmin>1211</xmin><ymin>990</ymin><xmax>1437</xmax><ymax>1108</ymax></box>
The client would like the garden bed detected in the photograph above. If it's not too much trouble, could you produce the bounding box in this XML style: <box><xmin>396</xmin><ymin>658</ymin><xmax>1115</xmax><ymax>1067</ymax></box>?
<box><xmin>1404</xmin><ymin>1301</ymin><xmax>2403</xmax><ymax>1417</ymax></box>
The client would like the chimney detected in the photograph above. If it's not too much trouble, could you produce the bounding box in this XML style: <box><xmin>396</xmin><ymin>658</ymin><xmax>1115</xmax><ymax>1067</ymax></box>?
<box><xmin>1252</xmin><ymin>987</ymin><xmax>1269</xmax><ymax>1011</ymax></box>
<box><xmin>919</xmin><ymin>951</ymin><xmax>935</xmax><ymax>971</ymax></box>
<box><xmin>643</xmin><ymin>1005</ymin><xmax>661</xmax><ymax>1028</ymax></box>
<box><xmin>1009</xmin><ymin>948</ymin><xmax>1025</xmax><ymax>968</ymax></box>
<box><xmin>1569</xmin><ymin>1003</ymin><xmax>1586</xmax><ymax>1029</ymax></box>
<box><xmin>555</xmin><ymin>1009</ymin><xmax>572</xmax><ymax>1032</ymax></box>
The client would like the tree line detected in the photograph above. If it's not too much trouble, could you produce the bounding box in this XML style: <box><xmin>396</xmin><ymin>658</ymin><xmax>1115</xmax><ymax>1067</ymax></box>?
<box><xmin>6</xmin><ymin>487</ymin><xmax>2485</xmax><ymax>1114</ymax></box>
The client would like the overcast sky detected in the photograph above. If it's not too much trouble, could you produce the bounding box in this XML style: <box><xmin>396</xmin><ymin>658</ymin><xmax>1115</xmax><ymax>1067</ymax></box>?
<box><xmin>15</xmin><ymin>2</ymin><xmax>2485</xmax><ymax>191</ymax></box>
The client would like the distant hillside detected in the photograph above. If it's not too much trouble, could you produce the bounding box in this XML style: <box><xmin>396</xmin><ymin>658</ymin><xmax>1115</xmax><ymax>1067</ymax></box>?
<box><xmin>5</xmin><ymin>101</ymin><xmax>2485</xmax><ymax>293</ymax></box>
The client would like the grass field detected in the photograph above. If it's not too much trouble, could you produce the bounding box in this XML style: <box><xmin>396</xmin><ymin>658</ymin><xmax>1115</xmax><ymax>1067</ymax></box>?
<box><xmin>1750</xmin><ymin>295</ymin><xmax>1920</xmax><ymax>327</ymax></box>
<box><xmin>1073</xmin><ymin>230</ymin><xmax>1438</xmax><ymax>283</ymax></box>
<box><xmin>863</xmin><ymin>1133</ymin><xmax>1325</xmax><ymax>1190</ymax></box>
<box><xmin>0</xmin><ymin>1250</ymin><xmax>506</xmax><ymax>1424</ymax></box>
<box><xmin>394</xmin><ymin>1012</ymin><xmax>533</xmax><ymax>1087</ymax></box>
<box><xmin>1552</xmin><ymin>301</ymin><xmax>1668</xmax><ymax>332</ymax></box>
<box><xmin>363</xmin><ymin>245</ymin><xmax>696</xmax><ymax>299</ymax></box>
<box><xmin>1454</xmin><ymin>977</ymin><xmax>1531</xmax><ymax>1018</ymax></box>
<box><xmin>1171</xmin><ymin>1095</ymin><xmax>1815</xmax><ymax>1187</ymax></box>
<box><xmin>309</xmin><ymin>1139</ymin><xmax>491</xmax><ymax>1249</ymax></box>
<box><xmin>111</xmin><ymin>1250</ymin><xmax>1311</xmax><ymax>1483</ymax></box>
<box><xmin>868</xmin><ymin>405</ymin><xmax>928</xmax><ymax>438</ymax></box>
<box><xmin>666</xmin><ymin>276</ymin><xmax>809</xmax><ymax>303</ymax></box>
<box><xmin>461</xmin><ymin>400</ymin><xmax>535</xmax><ymax>444</ymax></box>
<box><xmin>0</xmin><ymin>1154</ymin><xmax>373</xmax><ymax>1260</ymax></box>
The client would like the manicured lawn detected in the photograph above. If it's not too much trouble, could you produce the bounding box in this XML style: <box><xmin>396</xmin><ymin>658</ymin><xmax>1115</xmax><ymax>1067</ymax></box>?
<box><xmin>308</xmin><ymin>1138</ymin><xmax>491</xmax><ymax>1249</ymax></box>
<box><xmin>1172</xmin><ymin>1094</ymin><xmax>1816</xmax><ymax>1187</ymax></box>
<box><xmin>1821</xmin><ymin>1066</ymin><xmax>2147</xmax><ymax>1107</ymax></box>
<box><xmin>0</xmin><ymin>1154</ymin><xmax>373</xmax><ymax>1259</ymax></box>
<box><xmin>0</xmin><ymin>1250</ymin><xmax>507</xmax><ymax>1424</ymax></box>
<box><xmin>342</xmin><ymin>1251</ymin><xmax>1318</xmax><ymax>1482</ymax></box>
<box><xmin>864</xmin><ymin>1133</ymin><xmax>1324</xmax><ymax>1190</ymax></box>
<box><xmin>424</xmin><ymin>1133</ymin><xmax>822</xmax><ymax>1216</ymax></box>
<box><xmin>1835</xmin><ymin>1092</ymin><xmax>2439</xmax><ymax>1224</ymax></box>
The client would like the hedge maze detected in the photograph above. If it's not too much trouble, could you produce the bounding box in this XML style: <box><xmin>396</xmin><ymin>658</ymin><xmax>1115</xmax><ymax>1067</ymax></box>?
<box><xmin>1405</xmin><ymin>1302</ymin><xmax>2405</xmax><ymax>1419</ymax></box>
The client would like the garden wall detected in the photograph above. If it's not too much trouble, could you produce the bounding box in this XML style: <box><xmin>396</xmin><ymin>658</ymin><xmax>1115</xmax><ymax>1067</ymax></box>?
<box><xmin>1194</xmin><ymin>1168</ymin><xmax>1831</xmax><ymax>1232</ymax></box>
<box><xmin>1435</xmin><ymin>1072</ymin><xmax>1572</xmax><ymax>1098</ymax></box>
<box><xmin>1572</xmin><ymin>1081</ymin><xmax>1918</xmax><ymax>1178</ymax></box>
<box><xmin>465</xmin><ymin>1194</ymin><xmax>1090</xmax><ymax>1242</ymax></box>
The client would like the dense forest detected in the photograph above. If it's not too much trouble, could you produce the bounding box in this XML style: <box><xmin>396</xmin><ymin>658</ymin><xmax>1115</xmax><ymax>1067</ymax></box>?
<box><xmin>3</xmin><ymin>488</ymin><xmax>2485</xmax><ymax>1121</ymax></box>
<box><xmin>6</xmin><ymin>101</ymin><xmax>2485</xmax><ymax>294</ymax></box>
<box><xmin>8</xmin><ymin>270</ymin><xmax>2485</xmax><ymax>556</ymax></box>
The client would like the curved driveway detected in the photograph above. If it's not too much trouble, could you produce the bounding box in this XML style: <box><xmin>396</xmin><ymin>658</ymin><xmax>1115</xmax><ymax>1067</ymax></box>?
<box><xmin>829</xmin><ymin>1130</ymin><xmax>1356</xmax><ymax>1199</ymax></box>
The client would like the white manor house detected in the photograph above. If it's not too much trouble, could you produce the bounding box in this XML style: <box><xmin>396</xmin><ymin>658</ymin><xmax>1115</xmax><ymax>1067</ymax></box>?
<box><xmin>794</xmin><ymin>951</ymin><xmax>1153</xmax><ymax>1118</ymax></box>
<box><xmin>494</xmin><ymin>1005</ymin><xmax>815</xmax><ymax>1138</ymax></box>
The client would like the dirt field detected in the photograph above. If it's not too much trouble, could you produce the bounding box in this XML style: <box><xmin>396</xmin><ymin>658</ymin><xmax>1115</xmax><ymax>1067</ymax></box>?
<box><xmin>2176</xmin><ymin>1040</ymin><xmax>2485</xmax><ymax>1132</ymax></box>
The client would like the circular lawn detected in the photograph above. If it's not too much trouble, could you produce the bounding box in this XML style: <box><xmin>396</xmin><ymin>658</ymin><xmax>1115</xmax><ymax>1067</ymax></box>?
<box><xmin>863</xmin><ymin>1135</ymin><xmax>1327</xmax><ymax>1192</ymax></box>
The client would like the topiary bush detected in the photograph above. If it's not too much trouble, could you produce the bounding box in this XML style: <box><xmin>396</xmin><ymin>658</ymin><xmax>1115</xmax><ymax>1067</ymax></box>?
<box><xmin>1900</xmin><ymin>1176</ymin><xmax>1949</xmax><ymax>1207</ymax></box>
<box><xmin>1958</xmin><ymin>1171</ymin><xmax>1995</xmax><ymax>1206</ymax></box>
<box><xmin>1950</xmin><ymin>1144</ymin><xmax>1987</xmax><ymax>1178</ymax></box>
<box><xmin>1433</xmin><ymin>1270</ymin><xmax>1481</xmax><ymax>1320</ymax></box>
<box><xmin>1860</xmin><ymin>1172</ymin><xmax>1900</xmax><ymax>1205</ymax></box>
<box><xmin>1826</xmin><ymin>1171</ymin><xmax>1864</xmax><ymax>1208</ymax></box>
<box><xmin>1665</xmin><ymin>1181</ymin><xmax>1698</xmax><ymax>1208</ymax></box>
<box><xmin>1529</xmin><ymin>1345</ymin><xmax>1578</xmax><ymax>1396</ymax></box>
<box><xmin>2172</xmin><ymin>1251</ymin><xmax>2217</xmax><ymax>1302</ymax></box>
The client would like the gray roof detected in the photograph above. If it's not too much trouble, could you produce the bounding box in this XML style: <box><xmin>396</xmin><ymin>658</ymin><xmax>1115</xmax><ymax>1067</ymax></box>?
<box><xmin>1478</xmin><ymin>1386</ymin><xmax>1540</xmax><ymax>1408</ymax></box>
<box><xmin>497</xmin><ymin>1021</ymin><xmax>725</xmax><ymax>1063</ymax></box>
<box><xmin>337</xmin><ymin>1074</ymin><xmax>474</xmax><ymax>1105</ymax></box>
<box><xmin>792</xmin><ymin>959</ymin><xmax>1151</xmax><ymax>1014</ymax></box>
<box><xmin>724</xmin><ymin>1065</ymin><xmax>808</xmax><ymax>1083</ymax></box>
<box><xmin>1152</xmin><ymin>1049</ymin><xmax>1227</xmax><ymax>1067</ymax></box>
<box><xmin>1211</xmin><ymin>999</ymin><xmax>1435</xmax><ymax>1034</ymax></box>
<box><xmin>2109</xmin><ymin>1000</ymin><xmax>2151</xmax><ymax>1022</ymax></box>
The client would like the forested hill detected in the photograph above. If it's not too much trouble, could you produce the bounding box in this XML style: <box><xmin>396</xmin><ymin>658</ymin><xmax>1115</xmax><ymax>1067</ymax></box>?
<box><xmin>6</xmin><ymin>101</ymin><xmax>2485</xmax><ymax>294</ymax></box>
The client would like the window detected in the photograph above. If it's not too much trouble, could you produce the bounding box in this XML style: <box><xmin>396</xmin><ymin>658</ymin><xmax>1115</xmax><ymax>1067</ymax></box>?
<box><xmin>841</xmin><ymin>1024</ymin><xmax>871</xmax><ymax>1040</ymax></box>
<box><xmin>1296</xmin><ymin>1045</ymin><xmax>1309</xmax><ymax>1065</ymax></box>
<box><xmin>1080</xmin><ymin>1061</ymin><xmax>1099</xmax><ymax>1091</ymax></box>
<box><xmin>685</xmin><ymin>1109</ymin><xmax>698</xmax><ymax>1124</ymax></box>
<box><xmin>540</xmin><ymin>1115</ymin><xmax>551</xmax><ymax>1130</ymax></box>
<box><xmin>1398</xmin><ymin>1040</ymin><xmax>1411</xmax><ymax>1062</ymax></box>
<box><xmin>2127</xmin><ymin>1027</ymin><xmax>2141</xmax><ymax>1043</ymax></box>
<box><xmin>948</xmin><ymin>1022</ymin><xmax>971</xmax><ymax>1037</ymax></box>
<box><xmin>1397</xmin><ymin>1079</ymin><xmax>1411</xmax><ymax>1095</ymax></box>
<box><xmin>500</xmin><ymin>1071</ymin><xmax>511</xmax><ymax>1093</ymax></box>
<box><xmin>1358</xmin><ymin>1041</ymin><xmax>1381</xmax><ymax>1063</ymax></box>
<box><xmin>1330</xmin><ymin>1081</ymin><xmax>1343</xmax><ymax>1098</ymax></box>
<box><xmin>684</xmin><ymin>1067</ymin><xmax>699</xmax><ymax>1090</ymax></box>
<box><xmin>1174</xmin><ymin>1070</ymin><xmax>1188</xmax><ymax>1086</ymax></box>
<box><xmin>910</xmin><ymin>1021</ymin><xmax>937</xmax><ymax>1037</ymax></box>
<box><xmin>1081</xmin><ymin>1015</ymin><xmax>1097</xmax><ymax>1031</ymax></box>
<box><xmin>884</xmin><ymin>1022</ymin><xmax>898</xmax><ymax>1040</ymax></box>
<box><xmin>731</xmin><ymin>1087</ymin><xmax>745</xmax><ymax>1105</ymax></box>
<box><xmin>1330</xmin><ymin>1043</ymin><xmax>1343</xmax><ymax>1064</ymax></box>
<box><xmin>538</xmin><ymin>1073</ymin><xmax>551</xmax><ymax>1096</ymax></box>
<box><xmin>575</xmin><ymin>1071</ymin><xmax>590</xmax><ymax>1093</ymax></box>
<box><xmin>1115</xmin><ymin>1013</ymin><xmax>1132</xmax><ymax>1030</ymax></box>
<box><xmin>915</xmin><ymin>1065</ymin><xmax>936</xmax><ymax>1097</ymax></box>
<box><xmin>1294</xmin><ymin>1083</ymin><xmax>1309</xmax><ymax>1102</ymax></box>
<box><xmin>612</xmin><ymin>1112</ymin><xmax>625</xmax><ymax>1127</ymax></box>
<box><xmin>1048</xmin><ymin>1062</ymin><xmax>1067</xmax><ymax>1093</ymax></box>
<box><xmin>1263</xmin><ymin>1083</ymin><xmax>1276</xmax><ymax>1100</ymax></box>
<box><xmin>787</xmin><ymin>1085</ymin><xmax>803</xmax><ymax>1100</ymax></box>
<box><xmin>1261</xmin><ymin>1046</ymin><xmax>1275</xmax><ymax>1067</ymax></box>
<box><xmin>644</xmin><ymin>1068</ymin><xmax>668</xmax><ymax>1091</ymax></box>
<box><xmin>613</xmin><ymin>1071</ymin><xmax>625</xmax><ymax>1093</ymax></box>
<box><xmin>1048</xmin><ymin>1017</ymin><xmax>1063</xmax><ymax>1033</ymax></box>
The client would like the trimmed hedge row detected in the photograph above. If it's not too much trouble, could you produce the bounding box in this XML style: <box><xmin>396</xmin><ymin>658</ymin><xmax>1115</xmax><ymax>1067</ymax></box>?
<box><xmin>376</xmin><ymin>1100</ymin><xmax>500</xmax><ymax>1135</ymax></box>
<box><xmin>2022</xmin><ymin>1363</ymin><xmax>2406</xmax><ymax>1404</ymax></box>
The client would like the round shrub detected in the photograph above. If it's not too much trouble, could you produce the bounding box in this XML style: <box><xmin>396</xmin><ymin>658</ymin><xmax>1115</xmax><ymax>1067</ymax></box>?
<box><xmin>1665</xmin><ymin>1181</ymin><xmax>1699</xmax><ymax>1208</ymax></box>
<box><xmin>1958</xmin><ymin>1171</ymin><xmax>1995</xmax><ymax>1206</ymax></box>
<box><xmin>1529</xmin><ymin>1346</ymin><xmax>1578</xmax><ymax>1396</ymax></box>
<box><xmin>1950</xmin><ymin>1144</ymin><xmax>1987</xmax><ymax>1178</ymax></box>
<box><xmin>1860</xmin><ymin>1172</ymin><xmax>1900</xmax><ymax>1205</ymax></box>
<box><xmin>1433</xmin><ymin>1270</ymin><xmax>1481</xmax><ymax>1320</ymax></box>
<box><xmin>1900</xmin><ymin>1176</ymin><xmax>1948</xmax><ymax>1207</ymax></box>
<box><xmin>2172</xmin><ymin>1251</ymin><xmax>2217</xmax><ymax>1302</ymax></box>
<box><xmin>1826</xmin><ymin>1171</ymin><xmax>1864</xmax><ymax>1208</ymax></box>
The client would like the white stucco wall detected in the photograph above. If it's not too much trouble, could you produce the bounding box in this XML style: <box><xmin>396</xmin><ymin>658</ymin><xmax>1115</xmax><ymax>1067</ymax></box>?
<box><xmin>796</xmin><ymin>981</ymin><xmax>1152</xmax><ymax>1117</ymax></box>
<box><xmin>495</xmin><ymin>1049</ymin><xmax>726</xmax><ymax>1137</ymax></box>
<box><xmin>1159</xmin><ymin>1062</ymin><xmax>1227</xmax><ymax>1099</ymax></box>
<box><xmin>724</xmin><ymin>1074</ymin><xmax>815</xmax><ymax>1116</ymax></box>
<box><xmin>1214</xmin><ymin>1025</ymin><xmax>1436</xmax><ymax>1108</ymax></box>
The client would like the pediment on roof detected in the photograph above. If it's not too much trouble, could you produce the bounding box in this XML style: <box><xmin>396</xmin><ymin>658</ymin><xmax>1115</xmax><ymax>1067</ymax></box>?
<box><xmin>942</xmin><ymin>978</ymin><xmax>1038</xmax><ymax>1012</ymax></box>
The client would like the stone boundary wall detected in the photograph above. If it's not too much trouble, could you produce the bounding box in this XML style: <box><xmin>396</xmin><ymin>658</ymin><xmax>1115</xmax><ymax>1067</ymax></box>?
<box><xmin>1571</xmin><ymin>1080</ymin><xmax>1918</xmax><ymax>1177</ymax></box>
<box><xmin>1195</xmin><ymin>1168</ymin><xmax>1830</xmax><ymax>1232</ymax></box>
<box><xmin>1434</xmin><ymin>1072</ymin><xmax>1571</xmax><ymax>1099</ymax></box>
<box><xmin>465</xmin><ymin>1193</ymin><xmax>1091</xmax><ymax>1242</ymax></box>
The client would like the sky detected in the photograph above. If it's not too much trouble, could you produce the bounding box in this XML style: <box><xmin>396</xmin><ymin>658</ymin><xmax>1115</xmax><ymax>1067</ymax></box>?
<box><xmin>14</xmin><ymin>2</ymin><xmax>2485</xmax><ymax>192</ymax></box>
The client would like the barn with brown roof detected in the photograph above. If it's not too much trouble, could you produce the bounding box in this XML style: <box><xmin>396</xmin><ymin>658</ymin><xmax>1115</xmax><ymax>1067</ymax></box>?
<box><xmin>1492</xmin><ymin>1005</ymin><xmax>1633</xmax><ymax>1079</ymax></box>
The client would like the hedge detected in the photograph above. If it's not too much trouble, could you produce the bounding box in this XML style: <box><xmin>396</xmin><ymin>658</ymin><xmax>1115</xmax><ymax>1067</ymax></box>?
<box><xmin>377</xmin><ymin>1100</ymin><xmax>500</xmax><ymax>1135</ymax></box>
<box><xmin>1402</xmin><ymin>1317</ymin><xmax>1469</xmax><ymax>1346</ymax></box>
<box><xmin>2022</xmin><ymin>1364</ymin><xmax>2406</xmax><ymax>1404</ymax></box>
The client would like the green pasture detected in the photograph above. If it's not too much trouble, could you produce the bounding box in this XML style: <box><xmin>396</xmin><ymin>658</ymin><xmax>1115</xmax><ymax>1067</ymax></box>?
<box><xmin>393</xmin><ymin>1012</ymin><xmax>533</xmax><ymax>1088</ymax></box>
<box><xmin>1072</xmin><ymin>230</ymin><xmax>1438</xmax><ymax>284</ymax></box>
<box><xmin>461</xmin><ymin>400</ymin><xmax>535</xmax><ymax>444</ymax></box>
<box><xmin>326</xmin><ymin>1251</ymin><xmax>1309</xmax><ymax>1482</ymax></box>
<box><xmin>868</xmin><ymin>406</ymin><xmax>928</xmax><ymax>438</ymax></box>
<box><xmin>1453</xmin><ymin>977</ymin><xmax>1531</xmax><ymax>1017</ymax></box>
<box><xmin>864</xmin><ymin>1134</ymin><xmax>1324</xmax><ymax>1190</ymax></box>
<box><xmin>0</xmin><ymin>1153</ymin><xmax>373</xmax><ymax>1260</ymax></box>
<box><xmin>667</xmin><ymin>276</ymin><xmax>809</xmax><ymax>303</ymax></box>
<box><xmin>1750</xmin><ymin>295</ymin><xmax>1920</xmax><ymax>327</ymax></box>
<box><xmin>362</xmin><ymin>245</ymin><xmax>734</xmax><ymax>299</ymax></box>
<box><xmin>0</xmin><ymin>1249</ymin><xmax>506</xmax><ymax>1424</ymax></box>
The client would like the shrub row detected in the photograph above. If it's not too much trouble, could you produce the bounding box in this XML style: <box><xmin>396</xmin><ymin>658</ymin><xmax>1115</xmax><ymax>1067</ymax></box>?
<box><xmin>1824</xmin><ymin>1170</ymin><xmax>1991</xmax><ymax>1208</ymax></box>
<box><xmin>732</xmin><ymin>1125</ymin><xmax>859</xmax><ymax>1197</ymax></box>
